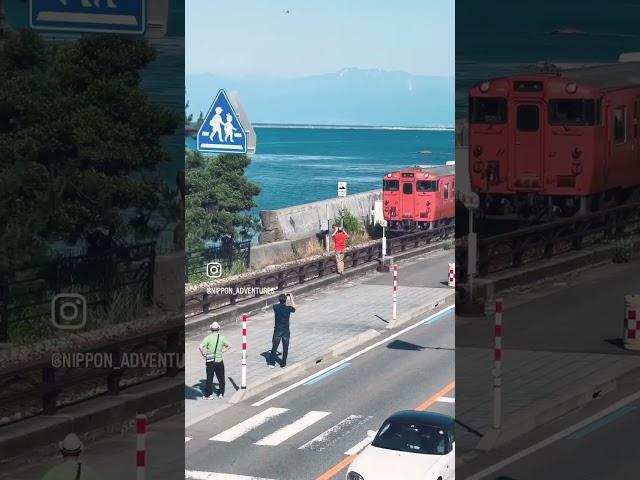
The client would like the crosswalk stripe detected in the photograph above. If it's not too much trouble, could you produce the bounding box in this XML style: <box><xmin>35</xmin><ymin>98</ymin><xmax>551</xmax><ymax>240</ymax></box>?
<box><xmin>185</xmin><ymin>437</ymin><xmax>192</xmax><ymax>443</ymax></box>
<box><xmin>209</xmin><ymin>407</ymin><xmax>289</xmax><ymax>442</ymax></box>
<box><xmin>185</xmin><ymin>471</ymin><xmax>276</xmax><ymax>480</ymax></box>
<box><xmin>437</xmin><ymin>396</ymin><xmax>455</xmax><ymax>403</ymax></box>
<box><xmin>299</xmin><ymin>415</ymin><xmax>373</xmax><ymax>451</ymax></box>
<box><xmin>255</xmin><ymin>411</ymin><xmax>331</xmax><ymax>446</ymax></box>
<box><xmin>344</xmin><ymin>436</ymin><xmax>372</xmax><ymax>455</ymax></box>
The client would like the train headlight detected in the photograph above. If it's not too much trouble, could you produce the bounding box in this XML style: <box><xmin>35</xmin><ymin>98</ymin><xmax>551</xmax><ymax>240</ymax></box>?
<box><xmin>566</xmin><ymin>82</ymin><xmax>577</xmax><ymax>94</ymax></box>
<box><xmin>480</xmin><ymin>81</ymin><xmax>490</xmax><ymax>92</ymax></box>
<box><xmin>572</xmin><ymin>147</ymin><xmax>582</xmax><ymax>159</ymax></box>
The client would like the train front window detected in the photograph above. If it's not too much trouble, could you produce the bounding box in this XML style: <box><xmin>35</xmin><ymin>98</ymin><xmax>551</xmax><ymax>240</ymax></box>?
<box><xmin>549</xmin><ymin>99</ymin><xmax>598</xmax><ymax>126</ymax></box>
<box><xmin>517</xmin><ymin>105</ymin><xmax>539</xmax><ymax>132</ymax></box>
<box><xmin>403</xmin><ymin>183</ymin><xmax>413</xmax><ymax>194</ymax></box>
<box><xmin>383</xmin><ymin>180</ymin><xmax>400</xmax><ymax>191</ymax></box>
<box><xmin>470</xmin><ymin>97</ymin><xmax>507</xmax><ymax>124</ymax></box>
<box><xmin>416</xmin><ymin>180</ymin><xmax>437</xmax><ymax>192</ymax></box>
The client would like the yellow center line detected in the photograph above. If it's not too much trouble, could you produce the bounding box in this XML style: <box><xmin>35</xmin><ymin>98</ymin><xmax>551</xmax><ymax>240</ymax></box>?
<box><xmin>315</xmin><ymin>380</ymin><xmax>455</xmax><ymax>480</ymax></box>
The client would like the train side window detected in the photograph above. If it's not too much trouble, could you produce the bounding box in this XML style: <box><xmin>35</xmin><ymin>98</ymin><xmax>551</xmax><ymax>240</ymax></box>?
<box><xmin>416</xmin><ymin>180</ymin><xmax>437</xmax><ymax>192</ymax></box>
<box><xmin>549</xmin><ymin>99</ymin><xmax>597</xmax><ymax>126</ymax></box>
<box><xmin>517</xmin><ymin>105</ymin><xmax>539</xmax><ymax>131</ymax></box>
<box><xmin>614</xmin><ymin>106</ymin><xmax>626</xmax><ymax>144</ymax></box>
<box><xmin>444</xmin><ymin>183</ymin><xmax>449</xmax><ymax>199</ymax></box>
<box><xmin>383</xmin><ymin>180</ymin><xmax>399</xmax><ymax>191</ymax></box>
<box><xmin>402</xmin><ymin>183</ymin><xmax>413</xmax><ymax>194</ymax></box>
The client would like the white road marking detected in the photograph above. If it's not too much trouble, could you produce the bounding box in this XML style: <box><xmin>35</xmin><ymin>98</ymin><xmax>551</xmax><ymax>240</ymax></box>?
<box><xmin>209</xmin><ymin>407</ymin><xmax>288</xmax><ymax>442</ymax></box>
<box><xmin>255</xmin><ymin>411</ymin><xmax>331</xmax><ymax>446</ymax></box>
<box><xmin>185</xmin><ymin>471</ymin><xmax>276</xmax><ymax>480</ymax></box>
<box><xmin>345</xmin><ymin>436</ymin><xmax>373</xmax><ymax>455</ymax></box>
<box><xmin>185</xmin><ymin>437</ymin><xmax>192</xmax><ymax>443</ymax></box>
<box><xmin>253</xmin><ymin>304</ymin><xmax>454</xmax><ymax>407</ymax></box>
<box><xmin>466</xmin><ymin>390</ymin><xmax>640</xmax><ymax>480</ymax></box>
<box><xmin>298</xmin><ymin>415</ymin><xmax>372</xmax><ymax>451</ymax></box>
<box><xmin>437</xmin><ymin>396</ymin><xmax>455</xmax><ymax>403</ymax></box>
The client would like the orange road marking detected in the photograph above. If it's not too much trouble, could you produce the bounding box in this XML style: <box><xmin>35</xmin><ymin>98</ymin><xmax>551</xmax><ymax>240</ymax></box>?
<box><xmin>315</xmin><ymin>381</ymin><xmax>455</xmax><ymax>480</ymax></box>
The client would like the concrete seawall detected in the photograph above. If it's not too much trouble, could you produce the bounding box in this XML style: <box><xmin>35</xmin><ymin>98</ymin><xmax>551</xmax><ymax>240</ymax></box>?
<box><xmin>259</xmin><ymin>189</ymin><xmax>382</xmax><ymax>243</ymax></box>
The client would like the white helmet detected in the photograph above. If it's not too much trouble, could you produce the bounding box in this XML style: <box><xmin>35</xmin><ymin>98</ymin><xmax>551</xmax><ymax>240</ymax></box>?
<box><xmin>210</xmin><ymin>322</ymin><xmax>221</xmax><ymax>331</ymax></box>
<box><xmin>59</xmin><ymin>433</ymin><xmax>83</xmax><ymax>455</ymax></box>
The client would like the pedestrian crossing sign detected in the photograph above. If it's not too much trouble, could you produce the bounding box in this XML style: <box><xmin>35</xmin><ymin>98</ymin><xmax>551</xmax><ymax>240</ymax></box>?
<box><xmin>197</xmin><ymin>89</ymin><xmax>247</xmax><ymax>154</ymax></box>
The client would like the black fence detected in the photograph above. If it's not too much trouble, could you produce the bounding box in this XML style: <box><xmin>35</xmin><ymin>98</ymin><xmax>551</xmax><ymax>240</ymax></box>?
<box><xmin>185</xmin><ymin>240</ymin><xmax>251</xmax><ymax>283</ymax></box>
<box><xmin>0</xmin><ymin>242</ymin><xmax>156</xmax><ymax>342</ymax></box>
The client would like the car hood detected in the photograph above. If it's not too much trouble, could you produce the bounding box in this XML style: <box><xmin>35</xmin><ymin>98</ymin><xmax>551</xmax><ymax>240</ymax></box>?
<box><xmin>348</xmin><ymin>445</ymin><xmax>444</xmax><ymax>480</ymax></box>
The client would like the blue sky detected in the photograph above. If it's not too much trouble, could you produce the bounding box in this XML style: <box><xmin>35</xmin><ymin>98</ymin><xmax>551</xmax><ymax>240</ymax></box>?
<box><xmin>186</xmin><ymin>0</ymin><xmax>454</xmax><ymax>78</ymax></box>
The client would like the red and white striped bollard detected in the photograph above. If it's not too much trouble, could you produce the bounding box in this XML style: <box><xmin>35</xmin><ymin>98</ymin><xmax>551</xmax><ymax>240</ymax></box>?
<box><xmin>136</xmin><ymin>414</ymin><xmax>146</xmax><ymax>480</ymax></box>
<box><xmin>392</xmin><ymin>264</ymin><xmax>398</xmax><ymax>322</ymax></box>
<box><xmin>492</xmin><ymin>298</ymin><xmax>503</xmax><ymax>430</ymax></box>
<box><xmin>241</xmin><ymin>313</ymin><xmax>247</xmax><ymax>389</ymax></box>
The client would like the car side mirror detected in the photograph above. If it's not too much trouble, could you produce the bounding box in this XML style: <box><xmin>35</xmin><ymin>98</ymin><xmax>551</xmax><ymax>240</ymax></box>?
<box><xmin>367</xmin><ymin>430</ymin><xmax>376</xmax><ymax>438</ymax></box>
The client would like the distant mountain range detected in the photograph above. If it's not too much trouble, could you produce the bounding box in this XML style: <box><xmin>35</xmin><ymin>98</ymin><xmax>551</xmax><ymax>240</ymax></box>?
<box><xmin>186</xmin><ymin>68</ymin><xmax>454</xmax><ymax>128</ymax></box>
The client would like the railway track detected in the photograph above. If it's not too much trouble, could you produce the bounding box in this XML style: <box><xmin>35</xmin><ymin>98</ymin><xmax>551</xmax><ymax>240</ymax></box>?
<box><xmin>456</xmin><ymin>201</ymin><xmax>640</xmax><ymax>283</ymax></box>
<box><xmin>185</xmin><ymin>226</ymin><xmax>455</xmax><ymax>318</ymax></box>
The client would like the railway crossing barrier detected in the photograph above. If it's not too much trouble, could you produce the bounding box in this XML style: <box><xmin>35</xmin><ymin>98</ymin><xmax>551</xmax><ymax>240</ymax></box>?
<box><xmin>448</xmin><ymin>263</ymin><xmax>455</xmax><ymax>287</ymax></box>
<box><xmin>624</xmin><ymin>295</ymin><xmax>640</xmax><ymax>351</ymax></box>
<box><xmin>392</xmin><ymin>264</ymin><xmax>398</xmax><ymax>323</ymax></box>
<box><xmin>492</xmin><ymin>298</ymin><xmax>503</xmax><ymax>431</ymax></box>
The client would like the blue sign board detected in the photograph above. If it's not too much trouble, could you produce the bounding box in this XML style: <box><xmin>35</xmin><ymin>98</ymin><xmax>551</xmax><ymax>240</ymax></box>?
<box><xmin>197</xmin><ymin>90</ymin><xmax>247</xmax><ymax>154</ymax></box>
<box><xmin>30</xmin><ymin>0</ymin><xmax>146</xmax><ymax>35</ymax></box>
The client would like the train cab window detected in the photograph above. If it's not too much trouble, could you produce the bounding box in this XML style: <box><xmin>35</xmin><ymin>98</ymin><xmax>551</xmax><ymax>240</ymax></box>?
<box><xmin>614</xmin><ymin>106</ymin><xmax>626</xmax><ymax>144</ymax></box>
<box><xmin>383</xmin><ymin>180</ymin><xmax>399</xmax><ymax>191</ymax></box>
<box><xmin>517</xmin><ymin>105</ymin><xmax>539</xmax><ymax>131</ymax></box>
<box><xmin>402</xmin><ymin>183</ymin><xmax>413</xmax><ymax>194</ymax></box>
<box><xmin>416</xmin><ymin>180</ymin><xmax>438</xmax><ymax>192</ymax></box>
<box><xmin>549</xmin><ymin>99</ymin><xmax>598</xmax><ymax>126</ymax></box>
<box><xmin>444</xmin><ymin>183</ymin><xmax>449</xmax><ymax>199</ymax></box>
<box><xmin>469</xmin><ymin>97</ymin><xmax>507</xmax><ymax>124</ymax></box>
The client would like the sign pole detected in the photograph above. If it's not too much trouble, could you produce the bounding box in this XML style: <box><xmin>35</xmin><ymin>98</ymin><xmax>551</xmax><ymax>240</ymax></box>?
<box><xmin>392</xmin><ymin>264</ymin><xmax>398</xmax><ymax>322</ymax></box>
<box><xmin>492</xmin><ymin>299</ymin><xmax>503</xmax><ymax>430</ymax></box>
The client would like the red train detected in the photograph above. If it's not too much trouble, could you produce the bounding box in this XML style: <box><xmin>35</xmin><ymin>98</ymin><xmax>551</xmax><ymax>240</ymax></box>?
<box><xmin>383</xmin><ymin>164</ymin><xmax>456</xmax><ymax>231</ymax></box>
<box><xmin>468</xmin><ymin>59</ymin><xmax>640</xmax><ymax>219</ymax></box>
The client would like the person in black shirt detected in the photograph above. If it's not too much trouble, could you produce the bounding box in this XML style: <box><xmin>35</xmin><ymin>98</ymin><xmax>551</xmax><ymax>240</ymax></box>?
<box><xmin>269</xmin><ymin>293</ymin><xmax>296</xmax><ymax>368</ymax></box>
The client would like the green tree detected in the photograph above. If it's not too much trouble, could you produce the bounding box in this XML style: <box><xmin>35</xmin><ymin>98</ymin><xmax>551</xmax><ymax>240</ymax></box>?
<box><xmin>185</xmin><ymin>150</ymin><xmax>260</xmax><ymax>251</ymax></box>
<box><xmin>0</xmin><ymin>30</ymin><xmax>180</xmax><ymax>270</ymax></box>
<box><xmin>195</xmin><ymin>111</ymin><xmax>205</xmax><ymax>129</ymax></box>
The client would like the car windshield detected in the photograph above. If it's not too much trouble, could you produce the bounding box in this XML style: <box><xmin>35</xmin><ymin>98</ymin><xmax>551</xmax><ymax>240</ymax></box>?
<box><xmin>372</xmin><ymin>420</ymin><xmax>448</xmax><ymax>455</ymax></box>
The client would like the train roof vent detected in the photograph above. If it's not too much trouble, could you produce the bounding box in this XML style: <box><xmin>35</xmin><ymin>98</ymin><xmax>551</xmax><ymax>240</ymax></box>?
<box><xmin>618</xmin><ymin>52</ymin><xmax>640</xmax><ymax>63</ymax></box>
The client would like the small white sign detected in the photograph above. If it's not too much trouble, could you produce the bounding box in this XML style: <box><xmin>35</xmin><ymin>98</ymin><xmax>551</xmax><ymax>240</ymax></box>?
<box><xmin>337</xmin><ymin>181</ymin><xmax>347</xmax><ymax>197</ymax></box>
<box><xmin>461</xmin><ymin>192</ymin><xmax>480</xmax><ymax>209</ymax></box>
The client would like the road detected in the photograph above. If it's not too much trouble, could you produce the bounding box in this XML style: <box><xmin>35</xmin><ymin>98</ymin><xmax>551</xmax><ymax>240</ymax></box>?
<box><xmin>456</xmin><ymin>257</ymin><xmax>640</xmax><ymax>478</ymax></box>
<box><xmin>185</xmin><ymin>306</ymin><xmax>455</xmax><ymax>480</ymax></box>
<box><xmin>458</xmin><ymin>368</ymin><xmax>640</xmax><ymax>480</ymax></box>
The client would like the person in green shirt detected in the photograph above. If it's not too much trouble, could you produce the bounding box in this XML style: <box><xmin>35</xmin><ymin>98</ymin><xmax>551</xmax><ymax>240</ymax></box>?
<box><xmin>198</xmin><ymin>321</ymin><xmax>231</xmax><ymax>399</ymax></box>
<box><xmin>41</xmin><ymin>433</ymin><xmax>102</xmax><ymax>480</ymax></box>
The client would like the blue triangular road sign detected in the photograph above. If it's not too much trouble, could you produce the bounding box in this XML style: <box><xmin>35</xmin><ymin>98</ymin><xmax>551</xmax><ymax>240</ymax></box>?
<box><xmin>197</xmin><ymin>90</ymin><xmax>247</xmax><ymax>154</ymax></box>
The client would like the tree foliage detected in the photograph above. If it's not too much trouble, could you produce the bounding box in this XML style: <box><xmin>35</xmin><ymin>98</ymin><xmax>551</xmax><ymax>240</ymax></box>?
<box><xmin>0</xmin><ymin>30</ymin><xmax>180</xmax><ymax>270</ymax></box>
<box><xmin>185</xmin><ymin>150</ymin><xmax>260</xmax><ymax>251</ymax></box>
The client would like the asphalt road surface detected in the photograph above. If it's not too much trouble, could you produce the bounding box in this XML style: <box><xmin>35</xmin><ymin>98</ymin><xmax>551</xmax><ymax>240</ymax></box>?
<box><xmin>185</xmin><ymin>306</ymin><xmax>455</xmax><ymax>480</ymax></box>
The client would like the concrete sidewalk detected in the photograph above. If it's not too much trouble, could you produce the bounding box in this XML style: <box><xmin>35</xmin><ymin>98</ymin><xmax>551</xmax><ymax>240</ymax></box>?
<box><xmin>184</xmin><ymin>252</ymin><xmax>454</xmax><ymax>425</ymax></box>
<box><xmin>455</xmin><ymin>347</ymin><xmax>640</xmax><ymax>463</ymax></box>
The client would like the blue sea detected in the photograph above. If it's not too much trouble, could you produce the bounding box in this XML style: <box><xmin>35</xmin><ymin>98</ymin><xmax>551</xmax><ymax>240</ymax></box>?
<box><xmin>456</xmin><ymin>0</ymin><xmax>640</xmax><ymax>117</ymax></box>
<box><xmin>186</xmin><ymin>127</ymin><xmax>454</xmax><ymax>211</ymax></box>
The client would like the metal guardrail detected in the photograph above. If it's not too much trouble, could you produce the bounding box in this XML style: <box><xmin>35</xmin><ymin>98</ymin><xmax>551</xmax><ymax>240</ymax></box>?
<box><xmin>0</xmin><ymin>320</ymin><xmax>183</xmax><ymax>424</ymax></box>
<box><xmin>185</xmin><ymin>226</ymin><xmax>455</xmax><ymax>317</ymax></box>
<box><xmin>456</xmin><ymin>202</ymin><xmax>640</xmax><ymax>282</ymax></box>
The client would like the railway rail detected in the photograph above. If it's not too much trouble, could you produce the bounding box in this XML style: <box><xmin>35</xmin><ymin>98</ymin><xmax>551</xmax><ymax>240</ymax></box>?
<box><xmin>185</xmin><ymin>226</ymin><xmax>455</xmax><ymax>318</ymax></box>
<box><xmin>456</xmin><ymin>201</ymin><xmax>640</xmax><ymax>283</ymax></box>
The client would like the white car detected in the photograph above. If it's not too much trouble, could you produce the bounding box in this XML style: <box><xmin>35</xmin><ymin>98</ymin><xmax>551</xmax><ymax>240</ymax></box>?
<box><xmin>346</xmin><ymin>410</ymin><xmax>455</xmax><ymax>480</ymax></box>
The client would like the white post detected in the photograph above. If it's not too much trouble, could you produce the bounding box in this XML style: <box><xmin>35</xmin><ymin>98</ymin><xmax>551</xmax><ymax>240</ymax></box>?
<box><xmin>136</xmin><ymin>414</ymin><xmax>146</xmax><ymax>480</ymax></box>
<box><xmin>382</xmin><ymin>225</ymin><xmax>387</xmax><ymax>259</ymax></box>
<box><xmin>392</xmin><ymin>264</ymin><xmax>398</xmax><ymax>322</ymax></box>
<box><xmin>241</xmin><ymin>313</ymin><xmax>247</xmax><ymax>389</ymax></box>
<box><xmin>468</xmin><ymin>208</ymin><xmax>474</xmax><ymax>305</ymax></box>
<box><xmin>492</xmin><ymin>298</ymin><xmax>503</xmax><ymax>430</ymax></box>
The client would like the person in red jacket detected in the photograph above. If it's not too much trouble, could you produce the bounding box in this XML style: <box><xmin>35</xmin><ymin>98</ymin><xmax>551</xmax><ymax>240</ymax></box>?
<box><xmin>332</xmin><ymin>226</ymin><xmax>349</xmax><ymax>274</ymax></box>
